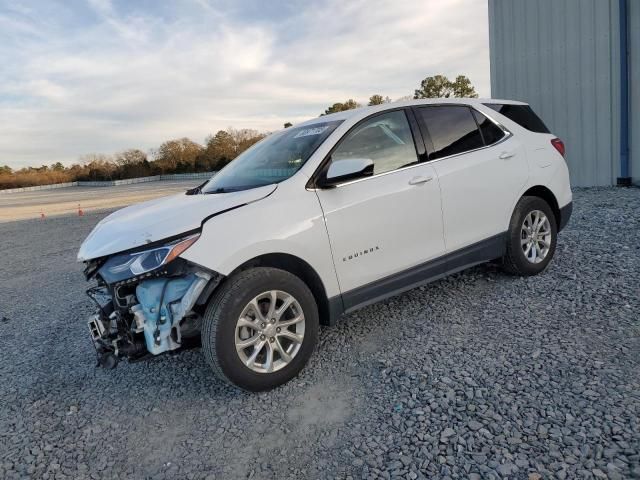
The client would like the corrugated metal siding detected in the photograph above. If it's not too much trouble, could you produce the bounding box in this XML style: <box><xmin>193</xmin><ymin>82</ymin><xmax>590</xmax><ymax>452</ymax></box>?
<box><xmin>630</xmin><ymin>0</ymin><xmax>640</xmax><ymax>185</ymax></box>
<box><xmin>489</xmin><ymin>0</ymin><xmax>621</xmax><ymax>187</ymax></box>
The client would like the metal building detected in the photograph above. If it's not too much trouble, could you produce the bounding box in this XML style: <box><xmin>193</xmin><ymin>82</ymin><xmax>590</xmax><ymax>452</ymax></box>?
<box><xmin>489</xmin><ymin>0</ymin><xmax>638</xmax><ymax>187</ymax></box>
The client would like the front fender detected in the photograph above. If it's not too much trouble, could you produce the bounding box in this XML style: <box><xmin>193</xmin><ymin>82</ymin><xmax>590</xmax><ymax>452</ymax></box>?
<box><xmin>180</xmin><ymin>184</ymin><xmax>341</xmax><ymax>298</ymax></box>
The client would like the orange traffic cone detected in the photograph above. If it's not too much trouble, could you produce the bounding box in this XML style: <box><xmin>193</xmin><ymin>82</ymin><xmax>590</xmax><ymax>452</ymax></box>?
<box><xmin>78</xmin><ymin>203</ymin><xmax>84</xmax><ymax>216</ymax></box>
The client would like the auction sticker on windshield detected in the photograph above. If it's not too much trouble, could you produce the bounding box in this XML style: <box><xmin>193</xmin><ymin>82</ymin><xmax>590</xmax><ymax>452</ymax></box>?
<box><xmin>294</xmin><ymin>126</ymin><xmax>330</xmax><ymax>138</ymax></box>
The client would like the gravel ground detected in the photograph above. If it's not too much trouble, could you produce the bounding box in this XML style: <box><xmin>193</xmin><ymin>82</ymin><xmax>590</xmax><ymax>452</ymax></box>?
<box><xmin>0</xmin><ymin>187</ymin><xmax>639</xmax><ymax>480</ymax></box>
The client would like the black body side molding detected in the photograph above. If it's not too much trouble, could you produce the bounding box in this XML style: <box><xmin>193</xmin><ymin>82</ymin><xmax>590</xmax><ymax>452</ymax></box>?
<box><xmin>325</xmin><ymin>233</ymin><xmax>507</xmax><ymax>323</ymax></box>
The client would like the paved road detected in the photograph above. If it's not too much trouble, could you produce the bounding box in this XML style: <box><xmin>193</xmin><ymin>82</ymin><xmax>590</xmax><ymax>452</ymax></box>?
<box><xmin>0</xmin><ymin>179</ymin><xmax>204</xmax><ymax>222</ymax></box>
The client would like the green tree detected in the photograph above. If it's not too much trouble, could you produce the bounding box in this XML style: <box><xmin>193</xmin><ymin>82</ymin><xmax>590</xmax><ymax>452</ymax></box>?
<box><xmin>450</xmin><ymin>75</ymin><xmax>478</xmax><ymax>98</ymax></box>
<box><xmin>197</xmin><ymin>129</ymin><xmax>264</xmax><ymax>171</ymax></box>
<box><xmin>368</xmin><ymin>94</ymin><xmax>391</xmax><ymax>106</ymax></box>
<box><xmin>209</xmin><ymin>130</ymin><xmax>235</xmax><ymax>157</ymax></box>
<box><xmin>322</xmin><ymin>99</ymin><xmax>361</xmax><ymax>116</ymax></box>
<box><xmin>0</xmin><ymin>165</ymin><xmax>13</xmax><ymax>175</ymax></box>
<box><xmin>284</xmin><ymin>122</ymin><xmax>293</xmax><ymax>128</ymax></box>
<box><xmin>51</xmin><ymin>162</ymin><xmax>65</xmax><ymax>172</ymax></box>
<box><xmin>414</xmin><ymin>74</ymin><xmax>478</xmax><ymax>99</ymax></box>
<box><xmin>197</xmin><ymin>131</ymin><xmax>233</xmax><ymax>171</ymax></box>
<box><xmin>414</xmin><ymin>74</ymin><xmax>453</xmax><ymax>98</ymax></box>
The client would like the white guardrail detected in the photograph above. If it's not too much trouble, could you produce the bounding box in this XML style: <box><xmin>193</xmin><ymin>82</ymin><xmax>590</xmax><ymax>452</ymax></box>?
<box><xmin>0</xmin><ymin>172</ymin><xmax>215</xmax><ymax>194</ymax></box>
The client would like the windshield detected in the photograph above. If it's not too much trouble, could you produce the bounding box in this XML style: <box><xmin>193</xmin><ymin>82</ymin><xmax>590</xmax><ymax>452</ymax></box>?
<box><xmin>202</xmin><ymin>120</ymin><xmax>343</xmax><ymax>193</ymax></box>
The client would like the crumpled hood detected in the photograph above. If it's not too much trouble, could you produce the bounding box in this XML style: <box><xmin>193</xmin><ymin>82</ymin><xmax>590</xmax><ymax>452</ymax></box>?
<box><xmin>77</xmin><ymin>184</ymin><xmax>277</xmax><ymax>261</ymax></box>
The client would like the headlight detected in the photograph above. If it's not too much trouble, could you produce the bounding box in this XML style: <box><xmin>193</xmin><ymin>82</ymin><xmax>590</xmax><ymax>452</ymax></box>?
<box><xmin>98</xmin><ymin>234</ymin><xmax>200</xmax><ymax>284</ymax></box>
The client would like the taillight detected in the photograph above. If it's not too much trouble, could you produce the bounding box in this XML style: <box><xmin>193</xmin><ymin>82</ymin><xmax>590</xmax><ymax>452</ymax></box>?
<box><xmin>551</xmin><ymin>138</ymin><xmax>565</xmax><ymax>157</ymax></box>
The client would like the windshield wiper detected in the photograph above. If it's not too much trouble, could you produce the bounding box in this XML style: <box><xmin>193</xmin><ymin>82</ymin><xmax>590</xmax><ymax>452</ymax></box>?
<box><xmin>186</xmin><ymin>180</ymin><xmax>208</xmax><ymax>195</ymax></box>
<box><xmin>204</xmin><ymin>185</ymin><xmax>265</xmax><ymax>194</ymax></box>
<box><xmin>204</xmin><ymin>187</ymin><xmax>246</xmax><ymax>194</ymax></box>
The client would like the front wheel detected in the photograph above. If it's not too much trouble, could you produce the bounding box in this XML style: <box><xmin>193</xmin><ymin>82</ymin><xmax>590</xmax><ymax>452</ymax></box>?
<box><xmin>201</xmin><ymin>267</ymin><xmax>319</xmax><ymax>391</ymax></box>
<box><xmin>503</xmin><ymin>196</ymin><xmax>558</xmax><ymax>276</ymax></box>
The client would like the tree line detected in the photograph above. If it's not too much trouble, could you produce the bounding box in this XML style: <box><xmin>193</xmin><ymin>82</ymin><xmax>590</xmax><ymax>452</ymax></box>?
<box><xmin>0</xmin><ymin>128</ymin><xmax>266</xmax><ymax>190</ymax></box>
<box><xmin>0</xmin><ymin>74</ymin><xmax>477</xmax><ymax>190</ymax></box>
<box><xmin>321</xmin><ymin>74</ymin><xmax>477</xmax><ymax>115</ymax></box>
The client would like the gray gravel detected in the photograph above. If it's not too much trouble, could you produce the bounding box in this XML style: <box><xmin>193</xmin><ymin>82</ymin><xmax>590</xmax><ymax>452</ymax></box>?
<box><xmin>1</xmin><ymin>187</ymin><xmax>639</xmax><ymax>479</ymax></box>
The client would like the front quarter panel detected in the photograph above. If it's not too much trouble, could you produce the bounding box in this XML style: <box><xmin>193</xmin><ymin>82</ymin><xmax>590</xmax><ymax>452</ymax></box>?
<box><xmin>180</xmin><ymin>179</ymin><xmax>341</xmax><ymax>298</ymax></box>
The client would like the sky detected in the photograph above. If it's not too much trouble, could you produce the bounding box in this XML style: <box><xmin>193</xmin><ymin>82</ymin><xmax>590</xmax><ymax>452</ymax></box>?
<box><xmin>0</xmin><ymin>0</ymin><xmax>490</xmax><ymax>168</ymax></box>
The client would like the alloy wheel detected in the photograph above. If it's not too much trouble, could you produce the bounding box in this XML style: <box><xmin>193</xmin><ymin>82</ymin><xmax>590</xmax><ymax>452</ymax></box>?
<box><xmin>521</xmin><ymin>210</ymin><xmax>552</xmax><ymax>264</ymax></box>
<box><xmin>234</xmin><ymin>290</ymin><xmax>305</xmax><ymax>373</ymax></box>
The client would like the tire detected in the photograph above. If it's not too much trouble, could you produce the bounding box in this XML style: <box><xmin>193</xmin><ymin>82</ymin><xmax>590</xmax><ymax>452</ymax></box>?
<box><xmin>201</xmin><ymin>267</ymin><xmax>319</xmax><ymax>391</ymax></box>
<box><xmin>503</xmin><ymin>196</ymin><xmax>558</xmax><ymax>276</ymax></box>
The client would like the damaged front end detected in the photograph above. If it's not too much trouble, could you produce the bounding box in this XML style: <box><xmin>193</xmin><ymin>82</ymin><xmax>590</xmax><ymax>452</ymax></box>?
<box><xmin>83</xmin><ymin>233</ymin><xmax>222</xmax><ymax>368</ymax></box>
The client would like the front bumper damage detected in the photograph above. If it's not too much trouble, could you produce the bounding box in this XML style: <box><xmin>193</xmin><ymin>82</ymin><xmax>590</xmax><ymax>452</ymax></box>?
<box><xmin>85</xmin><ymin>258</ymin><xmax>222</xmax><ymax>368</ymax></box>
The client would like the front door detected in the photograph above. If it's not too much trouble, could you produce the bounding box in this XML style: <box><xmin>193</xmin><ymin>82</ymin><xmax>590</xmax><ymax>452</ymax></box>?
<box><xmin>314</xmin><ymin>109</ymin><xmax>446</xmax><ymax>303</ymax></box>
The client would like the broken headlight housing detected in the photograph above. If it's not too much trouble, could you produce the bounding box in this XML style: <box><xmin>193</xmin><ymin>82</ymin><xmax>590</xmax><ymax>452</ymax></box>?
<box><xmin>98</xmin><ymin>233</ymin><xmax>200</xmax><ymax>284</ymax></box>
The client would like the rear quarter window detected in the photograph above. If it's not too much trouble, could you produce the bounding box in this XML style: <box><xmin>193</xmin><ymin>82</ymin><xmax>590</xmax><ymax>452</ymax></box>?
<box><xmin>483</xmin><ymin>103</ymin><xmax>550</xmax><ymax>134</ymax></box>
<box><xmin>472</xmin><ymin>110</ymin><xmax>506</xmax><ymax>146</ymax></box>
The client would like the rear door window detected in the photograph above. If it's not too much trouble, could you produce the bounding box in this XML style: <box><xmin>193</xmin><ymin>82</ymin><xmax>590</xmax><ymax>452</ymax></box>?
<box><xmin>416</xmin><ymin>106</ymin><xmax>484</xmax><ymax>160</ymax></box>
<box><xmin>472</xmin><ymin>110</ymin><xmax>506</xmax><ymax>146</ymax></box>
<box><xmin>483</xmin><ymin>103</ymin><xmax>550</xmax><ymax>133</ymax></box>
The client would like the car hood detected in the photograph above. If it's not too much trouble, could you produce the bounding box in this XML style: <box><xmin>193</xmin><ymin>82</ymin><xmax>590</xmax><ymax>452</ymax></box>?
<box><xmin>77</xmin><ymin>184</ymin><xmax>277</xmax><ymax>261</ymax></box>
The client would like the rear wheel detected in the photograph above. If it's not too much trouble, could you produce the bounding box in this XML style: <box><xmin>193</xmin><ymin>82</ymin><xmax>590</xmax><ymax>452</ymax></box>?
<box><xmin>503</xmin><ymin>196</ymin><xmax>557</xmax><ymax>276</ymax></box>
<box><xmin>201</xmin><ymin>267</ymin><xmax>318</xmax><ymax>391</ymax></box>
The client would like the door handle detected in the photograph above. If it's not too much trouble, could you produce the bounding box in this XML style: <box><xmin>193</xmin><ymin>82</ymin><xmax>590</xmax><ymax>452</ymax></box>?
<box><xmin>408</xmin><ymin>175</ymin><xmax>433</xmax><ymax>185</ymax></box>
<box><xmin>499</xmin><ymin>151</ymin><xmax>516</xmax><ymax>160</ymax></box>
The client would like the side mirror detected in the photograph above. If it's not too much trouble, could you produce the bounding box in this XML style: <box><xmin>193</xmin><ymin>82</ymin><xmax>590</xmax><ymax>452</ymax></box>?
<box><xmin>318</xmin><ymin>158</ymin><xmax>374</xmax><ymax>188</ymax></box>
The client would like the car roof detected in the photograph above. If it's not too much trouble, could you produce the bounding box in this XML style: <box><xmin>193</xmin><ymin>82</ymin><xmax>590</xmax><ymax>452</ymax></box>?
<box><xmin>297</xmin><ymin>98</ymin><xmax>528</xmax><ymax>127</ymax></box>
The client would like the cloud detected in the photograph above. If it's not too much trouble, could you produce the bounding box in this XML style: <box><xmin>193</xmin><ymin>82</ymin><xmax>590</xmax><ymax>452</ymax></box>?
<box><xmin>0</xmin><ymin>0</ymin><xmax>489</xmax><ymax>168</ymax></box>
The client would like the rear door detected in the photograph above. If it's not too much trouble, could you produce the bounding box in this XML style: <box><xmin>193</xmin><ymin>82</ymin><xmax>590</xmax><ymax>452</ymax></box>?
<box><xmin>414</xmin><ymin>105</ymin><xmax>528</xmax><ymax>252</ymax></box>
<box><xmin>313</xmin><ymin>109</ymin><xmax>446</xmax><ymax>300</ymax></box>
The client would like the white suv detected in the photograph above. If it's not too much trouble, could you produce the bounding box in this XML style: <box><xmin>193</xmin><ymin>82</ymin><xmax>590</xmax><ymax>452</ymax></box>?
<box><xmin>78</xmin><ymin>98</ymin><xmax>572</xmax><ymax>391</ymax></box>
